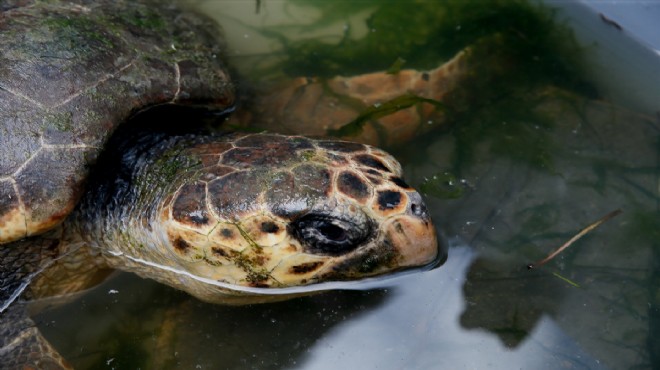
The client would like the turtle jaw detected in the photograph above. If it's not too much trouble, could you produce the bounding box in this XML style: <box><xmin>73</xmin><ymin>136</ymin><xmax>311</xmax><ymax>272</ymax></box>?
<box><xmin>381</xmin><ymin>190</ymin><xmax>439</xmax><ymax>269</ymax></box>
<box><xmin>381</xmin><ymin>213</ymin><xmax>439</xmax><ymax>269</ymax></box>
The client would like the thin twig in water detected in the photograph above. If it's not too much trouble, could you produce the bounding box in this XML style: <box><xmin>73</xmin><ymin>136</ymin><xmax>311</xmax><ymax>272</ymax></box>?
<box><xmin>527</xmin><ymin>209</ymin><xmax>623</xmax><ymax>270</ymax></box>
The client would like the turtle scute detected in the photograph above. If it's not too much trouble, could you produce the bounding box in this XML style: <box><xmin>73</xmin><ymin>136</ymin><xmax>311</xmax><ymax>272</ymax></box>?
<box><xmin>0</xmin><ymin>0</ymin><xmax>234</xmax><ymax>244</ymax></box>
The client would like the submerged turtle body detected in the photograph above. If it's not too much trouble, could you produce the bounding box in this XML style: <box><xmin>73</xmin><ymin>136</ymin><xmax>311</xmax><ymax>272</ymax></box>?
<box><xmin>0</xmin><ymin>1</ymin><xmax>440</xmax><ymax>368</ymax></box>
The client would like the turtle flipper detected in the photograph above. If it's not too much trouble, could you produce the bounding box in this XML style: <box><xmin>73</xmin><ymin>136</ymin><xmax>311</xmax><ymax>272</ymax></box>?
<box><xmin>0</xmin><ymin>232</ymin><xmax>110</xmax><ymax>368</ymax></box>
<box><xmin>0</xmin><ymin>232</ymin><xmax>70</xmax><ymax>368</ymax></box>
<box><xmin>0</xmin><ymin>302</ymin><xmax>71</xmax><ymax>370</ymax></box>
<box><xmin>0</xmin><ymin>232</ymin><xmax>62</xmax><ymax>313</ymax></box>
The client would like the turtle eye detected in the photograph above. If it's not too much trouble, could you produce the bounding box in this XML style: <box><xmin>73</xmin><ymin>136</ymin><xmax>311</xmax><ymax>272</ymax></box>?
<box><xmin>289</xmin><ymin>213</ymin><xmax>371</xmax><ymax>256</ymax></box>
<box><xmin>317</xmin><ymin>222</ymin><xmax>348</xmax><ymax>243</ymax></box>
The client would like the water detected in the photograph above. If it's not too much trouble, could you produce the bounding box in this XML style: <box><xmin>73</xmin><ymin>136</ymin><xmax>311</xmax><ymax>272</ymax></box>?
<box><xmin>36</xmin><ymin>1</ymin><xmax>659</xmax><ymax>368</ymax></box>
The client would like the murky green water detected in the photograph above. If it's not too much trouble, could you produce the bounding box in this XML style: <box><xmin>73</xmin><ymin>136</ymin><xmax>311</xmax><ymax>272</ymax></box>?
<box><xmin>36</xmin><ymin>1</ymin><xmax>659</xmax><ymax>368</ymax></box>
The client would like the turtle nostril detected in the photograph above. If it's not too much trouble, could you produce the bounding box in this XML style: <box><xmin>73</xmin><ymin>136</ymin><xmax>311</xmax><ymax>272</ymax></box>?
<box><xmin>407</xmin><ymin>194</ymin><xmax>429</xmax><ymax>220</ymax></box>
<box><xmin>411</xmin><ymin>203</ymin><xmax>427</xmax><ymax>218</ymax></box>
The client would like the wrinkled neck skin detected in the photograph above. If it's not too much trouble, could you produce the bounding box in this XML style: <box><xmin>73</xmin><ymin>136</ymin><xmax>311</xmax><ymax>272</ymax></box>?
<box><xmin>67</xmin><ymin>133</ymin><xmax>250</xmax><ymax>303</ymax></box>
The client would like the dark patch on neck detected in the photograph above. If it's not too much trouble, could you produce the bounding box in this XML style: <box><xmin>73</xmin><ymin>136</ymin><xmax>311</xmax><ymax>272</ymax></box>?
<box><xmin>212</xmin><ymin>246</ymin><xmax>229</xmax><ymax>257</ymax></box>
<box><xmin>76</xmin><ymin>105</ymin><xmax>231</xmax><ymax>223</ymax></box>
<box><xmin>173</xmin><ymin>237</ymin><xmax>192</xmax><ymax>253</ymax></box>
<box><xmin>260</xmin><ymin>221</ymin><xmax>280</xmax><ymax>233</ymax></box>
<box><xmin>289</xmin><ymin>261</ymin><xmax>323</xmax><ymax>274</ymax></box>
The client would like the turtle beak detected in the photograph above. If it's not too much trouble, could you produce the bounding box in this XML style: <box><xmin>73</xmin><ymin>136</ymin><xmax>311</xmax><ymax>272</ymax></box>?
<box><xmin>289</xmin><ymin>191</ymin><xmax>441</xmax><ymax>283</ymax></box>
<box><xmin>382</xmin><ymin>204</ymin><xmax>439</xmax><ymax>269</ymax></box>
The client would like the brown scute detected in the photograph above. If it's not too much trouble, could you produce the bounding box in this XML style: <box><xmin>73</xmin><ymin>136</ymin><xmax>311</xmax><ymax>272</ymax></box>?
<box><xmin>235</xmin><ymin>133</ymin><xmax>287</xmax><ymax>147</ymax></box>
<box><xmin>326</xmin><ymin>153</ymin><xmax>348</xmax><ymax>165</ymax></box>
<box><xmin>354</xmin><ymin>154</ymin><xmax>391</xmax><ymax>172</ymax></box>
<box><xmin>189</xmin><ymin>141</ymin><xmax>234</xmax><ymax>156</ymax></box>
<box><xmin>205</xmin><ymin>165</ymin><xmax>235</xmax><ymax>179</ymax></box>
<box><xmin>237</xmin><ymin>134</ymin><xmax>314</xmax><ymax>151</ymax></box>
<box><xmin>208</xmin><ymin>170</ymin><xmax>262</xmax><ymax>220</ymax></box>
<box><xmin>289</xmin><ymin>261</ymin><xmax>324</xmax><ymax>274</ymax></box>
<box><xmin>292</xmin><ymin>164</ymin><xmax>332</xmax><ymax>197</ymax></box>
<box><xmin>390</xmin><ymin>176</ymin><xmax>412</xmax><ymax>189</ymax></box>
<box><xmin>223</xmin><ymin>135</ymin><xmax>314</xmax><ymax>170</ymax></box>
<box><xmin>173</xmin><ymin>237</ymin><xmax>192</xmax><ymax>253</ymax></box>
<box><xmin>221</xmin><ymin>146</ymin><xmax>290</xmax><ymax>169</ymax></box>
<box><xmin>377</xmin><ymin>190</ymin><xmax>402</xmax><ymax>210</ymax></box>
<box><xmin>337</xmin><ymin>171</ymin><xmax>370</xmax><ymax>202</ymax></box>
<box><xmin>199</xmin><ymin>154</ymin><xmax>221</xmax><ymax>168</ymax></box>
<box><xmin>316</xmin><ymin>140</ymin><xmax>366</xmax><ymax>153</ymax></box>
<box><xmin>286</xmin><ymin>136</ymin><xmax>315</xmax><ymax>151</ymax></box>
<box><xmin>266</xmin><ymin>171</ymin><xmax>304</xmax><ymax>219</ymax></box>
<box><xmin>260</xmin><ymin>221</ymin><xmax>280</xmax><ymax>233</ymax></box>
<box><xmin>172</xmin><ymin>182</ymin><xmax>210</xmax><ymax>226</ymax></box>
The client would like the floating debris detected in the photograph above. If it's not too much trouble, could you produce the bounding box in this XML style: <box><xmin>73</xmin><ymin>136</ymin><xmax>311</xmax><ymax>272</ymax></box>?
<box><xmin>527</xmin><ymin>209</ymin><xmax>623</xmax><ymax>269</ymax></box>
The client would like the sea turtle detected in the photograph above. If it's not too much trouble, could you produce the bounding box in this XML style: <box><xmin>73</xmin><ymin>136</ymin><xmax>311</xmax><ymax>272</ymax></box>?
<box><xmin>0</xmin><ymin>0</ymin><xmax>441</xmax><ymax>368</ymax></box>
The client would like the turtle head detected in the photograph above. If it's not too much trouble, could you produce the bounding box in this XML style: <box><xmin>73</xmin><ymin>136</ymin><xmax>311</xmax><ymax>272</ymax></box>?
<box><xmin>159</xmin><ymin>134</ymin><xmax>439</xmax><ymax>295</ymax></box>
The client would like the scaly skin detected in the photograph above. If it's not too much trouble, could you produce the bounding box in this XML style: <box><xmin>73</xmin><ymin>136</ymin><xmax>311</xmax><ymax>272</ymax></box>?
<box><xmin>0</xmin><ymin>303</ymin><xmax>71</xmax><ymax>370</ymax></box>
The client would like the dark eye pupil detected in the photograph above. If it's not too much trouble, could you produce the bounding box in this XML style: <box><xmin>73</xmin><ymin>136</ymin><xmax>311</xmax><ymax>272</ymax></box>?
<box><xmin>318</xmin><ymin>223</ymin><xmax>347</xmax><ymax>241</ymax></box>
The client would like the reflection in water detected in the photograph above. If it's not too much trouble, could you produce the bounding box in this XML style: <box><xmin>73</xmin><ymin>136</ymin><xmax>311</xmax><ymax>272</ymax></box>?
<box><xmin>37</xmin><ymin>272</ymin><xmax>390</xmax><ymax>369</ymax></box>
<box><xmin>650</xmin><ymin>256</ymin><xmax>660</xmax><ymax>366</ymax></box>
<box><xmin>460</xmin><ymin>257</ymin><xmax>565</xmax><ymax>348</ymax></box>
<box><xmin>433</xmin><ymin>97</ymin><xmax>657</xmax><ymax>368</ymax></box>
<box><xmin>420</xmin><ymin>95</ymin><xmax>658</xmax><ymax>368</ymax></box>
<box><xmin>286</xmin><ymin>246</ymin><xmax>603</xmax><ymax>370</ymax></box>
<box><xmin>38</xmin><ymin>247</ymin><xmax>604</xmax><ymax>369</ymax></box>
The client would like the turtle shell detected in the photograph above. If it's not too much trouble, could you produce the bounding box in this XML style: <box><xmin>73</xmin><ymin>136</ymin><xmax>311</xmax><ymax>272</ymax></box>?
<box><xmin>0</xmin><ymin>0</ymin><xmax>235</xmax><ymax>243</ymax></box>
